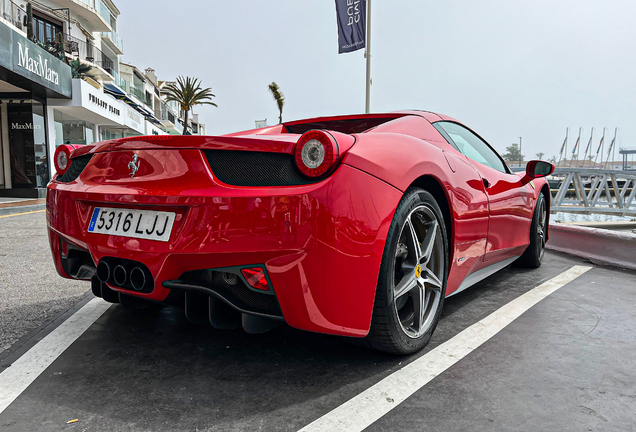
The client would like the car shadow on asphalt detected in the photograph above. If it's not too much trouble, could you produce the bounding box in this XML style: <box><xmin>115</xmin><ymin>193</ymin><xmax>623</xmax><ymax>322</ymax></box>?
<box><xmin>1</xmin><ymin>252</ymin><xmax>583</xmax><ymax>431</ymax></box>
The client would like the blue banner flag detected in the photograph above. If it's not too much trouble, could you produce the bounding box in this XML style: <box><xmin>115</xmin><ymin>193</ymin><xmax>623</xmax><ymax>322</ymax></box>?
<box><xmin>335</xmin><ymin>0</ymin><xmax>366</xmax><ymax>53</ymax></box>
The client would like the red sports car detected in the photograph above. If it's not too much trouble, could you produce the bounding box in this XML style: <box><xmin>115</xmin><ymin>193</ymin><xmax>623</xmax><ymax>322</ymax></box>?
<box><xmin>47</xmin><ymin>111</ymin><xmax>554</xmax><ymax>354</ymax></box>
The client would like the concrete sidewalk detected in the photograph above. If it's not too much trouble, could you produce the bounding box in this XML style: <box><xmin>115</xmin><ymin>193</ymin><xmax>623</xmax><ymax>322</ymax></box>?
<box><xmin>0</xmin><ymin>198</ymin><xmax>46</xmax><ymax>216</ymax></box>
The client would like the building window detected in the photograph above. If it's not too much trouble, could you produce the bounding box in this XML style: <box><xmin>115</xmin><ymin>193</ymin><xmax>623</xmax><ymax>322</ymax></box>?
<box><xmin>53</xmin><ymin>111</ymin><xmax>95</xmax><ymax>146</ymax></box>
<box><xmin>32</xmin><ymin>15</ymin><xmax>62</xmax><ymax>45</ymax></box>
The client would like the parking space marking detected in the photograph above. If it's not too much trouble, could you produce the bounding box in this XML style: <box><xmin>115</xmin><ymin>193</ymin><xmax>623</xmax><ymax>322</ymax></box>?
<box><xmin>0</xmin><ymin>298</ymin><xmax>111</xmax><ymax>415</ymax></box>
<box><xmin>0</xmin><ymin>210</ymin><xmax>45</xmax><ymax>219</ymax></box>
<box><xmin>299</xmin><ymin>265</ymin><xmax>592</xmax><ymax>432</ymax></box>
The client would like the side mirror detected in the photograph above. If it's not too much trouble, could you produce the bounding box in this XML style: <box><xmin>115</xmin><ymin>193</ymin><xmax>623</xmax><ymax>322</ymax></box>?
<box><xmin>526</xmin><ymin>160</ymin><xmax>554</xmax><ymax>178</ymax></box>
<box><xmin>522</xmin><ymin>160</ymin><xmax>554</xmax><ymax>183</ymax></box>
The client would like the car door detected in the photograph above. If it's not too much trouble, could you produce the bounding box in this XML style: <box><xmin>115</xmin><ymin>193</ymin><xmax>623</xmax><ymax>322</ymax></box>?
<box><xmin>434</xmin><ymin>121</ymin><xmax>535</xmax><ymax>262</ymax></box>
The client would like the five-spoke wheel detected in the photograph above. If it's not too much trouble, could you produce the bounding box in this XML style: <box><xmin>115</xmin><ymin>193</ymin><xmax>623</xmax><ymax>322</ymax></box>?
<box><xmin>393</xmin><ymin>205</ymin><xmax>445</xmax><ymax>339</ymax></box>
<box><xmin>365</xmin><ymin>188</ymin><xmax>448</xmax><ymax>354</ymax></box>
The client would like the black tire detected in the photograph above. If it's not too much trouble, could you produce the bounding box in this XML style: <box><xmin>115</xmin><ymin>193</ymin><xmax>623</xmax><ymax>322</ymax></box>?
<box><xmin>363</xmin><ymin>188</ymin><xmax>449</xmax><ymax>355</ymax></box>
<box><xmin>516</xmin><ymin>193</ymin><xmax>547</xmax><ymax>268</ymax></box>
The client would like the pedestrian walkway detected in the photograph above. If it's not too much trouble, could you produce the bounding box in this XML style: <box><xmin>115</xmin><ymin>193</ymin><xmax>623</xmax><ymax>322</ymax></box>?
<box><xmin>0</xmin><ymin>198</ymin><xmax>46</xmax><ymax>217</ymax></box>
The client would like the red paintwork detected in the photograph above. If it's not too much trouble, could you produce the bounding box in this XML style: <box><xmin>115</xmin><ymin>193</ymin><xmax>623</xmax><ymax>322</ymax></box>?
<box><xmin>46</xmin><ymin>111</ymin><xmax>550</xmax><ymax>337</ymax></box>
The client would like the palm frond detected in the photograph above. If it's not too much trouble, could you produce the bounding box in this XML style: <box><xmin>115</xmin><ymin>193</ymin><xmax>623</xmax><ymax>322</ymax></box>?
<box><xmin>162</xmin><ymin>75</ymin><xmax>217</xmax><ymax>134</ymax></box>
<box><xmin>268</xmin><ymin>82</ymin><xmax>285</xmax><ymax>124</ymax></box>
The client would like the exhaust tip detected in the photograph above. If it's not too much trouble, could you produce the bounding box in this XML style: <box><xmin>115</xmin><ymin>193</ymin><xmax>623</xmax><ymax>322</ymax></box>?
<box><xmin>113</xmin><ymin>265</ymin><xmax>128</xmax><ymax>287</ymax></box>
<box><xmin>130</xmin><ymin>267</ymin><xmax>146</xmax><ymax>291</ymax></box>
<box><xmin>96</xmin><ymin>261</ymin><xmax>111</xmax><ymax>283</ymax></box>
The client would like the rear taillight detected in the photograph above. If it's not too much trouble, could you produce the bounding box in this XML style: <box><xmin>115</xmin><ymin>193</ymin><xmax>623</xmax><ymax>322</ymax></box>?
<box><xmin>294</xmin><ymin>130</ymin><xmax>340</xmax><ymax>178</ymax></box>
<box><xmin>54</xmin><ymin>145</ymin><xmax>76</xmax><ymax>176</ymax></box>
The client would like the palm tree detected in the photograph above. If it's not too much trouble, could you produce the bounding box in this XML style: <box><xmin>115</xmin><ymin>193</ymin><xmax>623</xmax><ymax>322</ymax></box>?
<box><xmin>268</xmin><ymin>82</ymin><xmax>285</xmax><ymax>124</ymax></box>
<box><xmin>164</xmin><ymin>76</ymin><xmax>217</xmax><ymax>135</ymax></box>
<box><xmin>536</xmin><ymin>152</ymin><xmax>545</xmax><ymax>160</ymax></box>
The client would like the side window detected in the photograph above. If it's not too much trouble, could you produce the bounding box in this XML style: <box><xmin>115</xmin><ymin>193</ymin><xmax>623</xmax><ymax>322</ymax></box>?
<box><xmin>435</xmin><ymin>122</ymin><xmax>508</xmax><ymax>173</ymax></box>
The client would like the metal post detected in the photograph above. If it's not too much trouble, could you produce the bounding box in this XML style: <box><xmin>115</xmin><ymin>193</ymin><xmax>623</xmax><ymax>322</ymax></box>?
<box><xmin>613</xmin><ymin>128</ymin><xmax>618</xmax><ymax>170</ymax></box>
<box><xmin>365</xmin><ymin>0</ymin><xmax>372</xmax><ymax>114</ymax></box>
<box><xmin>519</xmin><ymin>136</ymin><xmax>522</xmax><ymax>167</ymax></box>
<box><xmin>577</xmin><ymin>127</ymin><xmax>582</xmax><ymax>164</ymax></box>
<box><xmin>595</xmin><ymin>127</ymin><xmax>606</xmax><ymax>165</ymax></box>
<box><xmin>558</xmin><ymin>127</ymin><xmax>569</xmax><ymax>167</ymax></box>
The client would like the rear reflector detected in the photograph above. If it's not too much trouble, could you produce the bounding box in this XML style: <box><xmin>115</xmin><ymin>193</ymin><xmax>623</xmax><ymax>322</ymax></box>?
<box><xmin>241</xmin><ymin>267</ymin><xmax>270</xmax><ymax>291</ymax></box>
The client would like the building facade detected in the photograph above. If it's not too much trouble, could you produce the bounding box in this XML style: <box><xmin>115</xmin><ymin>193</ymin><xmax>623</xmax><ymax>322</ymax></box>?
<box><xmin>0</xmin><ymin>0</ymin><xmax>206</xmax><ymax>198</ymax></box>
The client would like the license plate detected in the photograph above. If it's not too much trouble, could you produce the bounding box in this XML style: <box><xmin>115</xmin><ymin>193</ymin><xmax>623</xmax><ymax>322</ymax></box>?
<box><xmin>88</xmin><ymin>207</ymin><xmax>176</xmax><ymax>242</ymax></box>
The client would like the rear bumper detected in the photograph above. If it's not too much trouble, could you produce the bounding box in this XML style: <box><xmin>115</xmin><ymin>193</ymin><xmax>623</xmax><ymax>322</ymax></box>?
<box><xmin>46</xmin><ymin>164</ymin><xmax>402</xmax><ymax>337</ymax></box>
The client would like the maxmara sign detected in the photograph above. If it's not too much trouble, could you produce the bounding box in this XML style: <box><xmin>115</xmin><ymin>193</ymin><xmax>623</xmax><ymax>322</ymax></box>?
<box><xmin>16</xmin><ymin>42</ymin><xmax>60</xmax><ymax>86</ymax></box>
<box><xmin>0</xmin><ymin>21</ymin><xmax>72</xmax><ymax>98</ymax></box>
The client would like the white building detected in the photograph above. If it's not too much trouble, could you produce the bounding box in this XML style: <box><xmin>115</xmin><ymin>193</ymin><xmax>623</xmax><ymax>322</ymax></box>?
<box><xmin>0</xmin><ymin>0</ymin><xmax>206</xmax><ymax>198</ymax></box>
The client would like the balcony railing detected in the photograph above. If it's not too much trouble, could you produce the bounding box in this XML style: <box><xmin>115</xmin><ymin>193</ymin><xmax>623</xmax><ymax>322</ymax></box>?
<box><xmin>112</xmin><ymin>70</ymin><xmax>126</xmax><ymax>90</ymax></box>
<box><xmin>62</xmin><ymin>34</ymin><xmax>114</xmax><ymax>75</ymax></box>
<box><xmin>1</xmin><ymin>0</ymin><xmax>25</xmax><ymax>30</ymax></box>
<box><xmin>77</xmin><ymin>0</ymin><xmax>112</xmax><ymax>25</ymax></box>
<box><xmin>101</xmin><ymin>31</ymin><xmax>123</xmax><ymax>52</ymax></box>
<box><xmin>128</xmin><ymin>83</ymin><xmax>147</xmax><ymax>104</ymax></box>
<box><xmin>160</xmin><ymin>103</ymin><xmax>177</xmax><ymax>125</ymax></box>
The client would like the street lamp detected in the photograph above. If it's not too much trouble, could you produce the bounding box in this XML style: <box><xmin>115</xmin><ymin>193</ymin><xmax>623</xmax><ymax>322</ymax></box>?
<box><xmin>518</xmin><ymin>137</ymin><xmax>522</xmax><ymax>167</ymax></box>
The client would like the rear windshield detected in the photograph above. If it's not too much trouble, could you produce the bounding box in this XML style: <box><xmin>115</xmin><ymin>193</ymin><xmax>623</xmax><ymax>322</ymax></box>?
<box><xmin>285</xmin><ymin>117</ymin><xmax>396</xmax><ymax>135</ymax></box>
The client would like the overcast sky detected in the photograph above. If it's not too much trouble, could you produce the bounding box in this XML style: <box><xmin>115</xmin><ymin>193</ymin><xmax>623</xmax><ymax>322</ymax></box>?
<box><xmin>118</xmin><ymin>0</ymin><xmax>635</xmax><ymax>160</ymax></box>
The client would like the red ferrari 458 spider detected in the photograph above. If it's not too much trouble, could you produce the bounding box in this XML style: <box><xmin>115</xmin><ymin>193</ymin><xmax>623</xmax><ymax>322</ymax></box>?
<box><xmin>47</xmin><ymin>111</ymin><xmax>554</xmax><ymax>354</ymax></box>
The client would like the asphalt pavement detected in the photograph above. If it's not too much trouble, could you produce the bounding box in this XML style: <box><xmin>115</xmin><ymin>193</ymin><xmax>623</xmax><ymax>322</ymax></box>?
<box><xmin>0</xmin><ymin>211</ymin><xmax>89</xmax><ymax>358</ymax></box>
<box><xmin>0</xmin><ymin>211</ymin><xmax>635</xmax><ymax>431</ymax></box>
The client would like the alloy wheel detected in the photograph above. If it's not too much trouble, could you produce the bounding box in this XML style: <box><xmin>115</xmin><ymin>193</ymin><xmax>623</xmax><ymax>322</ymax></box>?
<box><xmin>392</xmin><ymin>204</ymin><xmax>445</xmax><ymax>339</ymax></box>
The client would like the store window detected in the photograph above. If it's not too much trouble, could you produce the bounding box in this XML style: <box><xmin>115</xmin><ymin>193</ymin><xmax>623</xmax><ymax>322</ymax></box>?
<box><xmin>100</xmin><ymin>127</ymin><xmax>123</xmax><ymax>141</ymax></box>
<box><xmin>53</xmin><ymin>111</ymin><xmax>95</xmax><ymax>146</ymax></box>
<box><xmin>6</xmin><ymin>100</ymin><xmax>49</xmax><ymax>188</ymax></box>
<box><xmin>100</xmin><ymin>127</ymin><xmax>142</xmax><ymax>141</ymax></box>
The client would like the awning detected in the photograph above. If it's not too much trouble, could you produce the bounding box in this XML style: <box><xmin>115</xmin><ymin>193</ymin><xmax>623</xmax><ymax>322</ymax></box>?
<box><xmin>103</xmin><ymin>83</ymin><xmax>142</xmax><ymax>110</ymax></box>
<box><xmin>104</xmin><ymin>83</ymin><xmax>165</xmax><ymax>129</ymax></box>
<box><xmin>103</xmin><ymin>83</ymin><xmax>126</xmax><ymax>98</ymax></box>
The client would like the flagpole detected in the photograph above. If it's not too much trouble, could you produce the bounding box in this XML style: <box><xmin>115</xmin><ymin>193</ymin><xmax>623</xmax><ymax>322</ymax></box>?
<box><xmin>365</xmin><ymin>0</ymin><xmax>372</xmax><ymax>113</ymax></box>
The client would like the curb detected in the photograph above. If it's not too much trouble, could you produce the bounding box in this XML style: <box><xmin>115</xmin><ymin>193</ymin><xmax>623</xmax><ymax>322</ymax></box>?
<box><xmin>0</xmin><ymin>204</ymin><xmax>46</xmax><ymax>217</ymax></box>
<box><xmin>547</xmin><ymin>223</ymin><xmax>636</xmax><ymax>271</ymax></box>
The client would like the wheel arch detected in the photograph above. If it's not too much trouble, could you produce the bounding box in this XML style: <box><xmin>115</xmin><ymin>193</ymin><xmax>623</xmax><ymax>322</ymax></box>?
<box><xmin>407</xmin><ymin>175</ymin><xmax>454</xmax><ymax>264</ymax></box>
<box><xmin>540</xmin><ymin>182</ymin><xmax>551</xmax><ymax>241</ymax></box>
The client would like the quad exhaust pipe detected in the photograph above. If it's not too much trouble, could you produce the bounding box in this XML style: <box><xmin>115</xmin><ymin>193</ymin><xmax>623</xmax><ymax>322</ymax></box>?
<box><xmin>130</xmin><ymin>267</ymin><xmax>147</xmax><ymax>291</ymax></box>
<box><xmin>96</xmin><ymin>258</ymin><xmax>153</xmax><ymax>292</ymax></box>
<box><xmin>96</xmin><ymin>261</ymin><xmax>111</xmax><ymax>284</ymax></box>
<box><xmin>113</xmin><ymin>264</ymin><xmax>130</xmax><ymax>287</ymax></box>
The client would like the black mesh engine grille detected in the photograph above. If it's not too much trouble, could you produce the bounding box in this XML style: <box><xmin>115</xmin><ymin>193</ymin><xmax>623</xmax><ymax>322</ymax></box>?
<box><xmin>180</xmin><ymin>269</ymin><xmax>282</xmax><ymax>316</ymax></box>
<box><xmin>204</xmin><ymin>150</ymin><xmax>321</xmax><ymax>187</ymax></box>
<box><xmin>56</xmin><ymin>154</ymin><xmax>93</xmax><ymax>183</ymax></box>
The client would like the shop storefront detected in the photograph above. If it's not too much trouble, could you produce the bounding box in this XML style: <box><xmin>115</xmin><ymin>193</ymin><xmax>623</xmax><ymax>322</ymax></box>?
<box><xmin>0</xmin><ymin>20</ymin><xmax>71</xmax><ymax>197</ymax></box>
<box><xmin>48</xmin><ymin>78</ymin><xmax>121</xmax><ymax>147</ymax></box>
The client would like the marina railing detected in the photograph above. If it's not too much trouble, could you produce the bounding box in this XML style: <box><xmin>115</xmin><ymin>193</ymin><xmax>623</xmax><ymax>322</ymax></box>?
<box><xmin>550</xmin><ymin>168</ymin><xmax>636</xmax><ymax>217</ymax></box>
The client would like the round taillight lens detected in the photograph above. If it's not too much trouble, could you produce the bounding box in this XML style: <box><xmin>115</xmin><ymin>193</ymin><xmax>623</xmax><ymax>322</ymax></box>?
<box><xmin>54</xmin><ymin>145</ymin><xmax>75</xmax><ymax>175</ymax></box>
<box><xmin>294</xmin><ymin>130</ymin><xmax>339</xmax><ymax>178</ymax></box>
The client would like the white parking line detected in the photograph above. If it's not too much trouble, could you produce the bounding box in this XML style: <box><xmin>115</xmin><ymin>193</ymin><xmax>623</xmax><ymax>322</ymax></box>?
<box><xmin>0</xmin><ymin>298</ymin><xmax>111</xmax><ymax>415</ymax></box>
<box><xmin>299</xmin><ymin>265</ymin><xmax>592</xmax><ymax>432</ymax></box>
